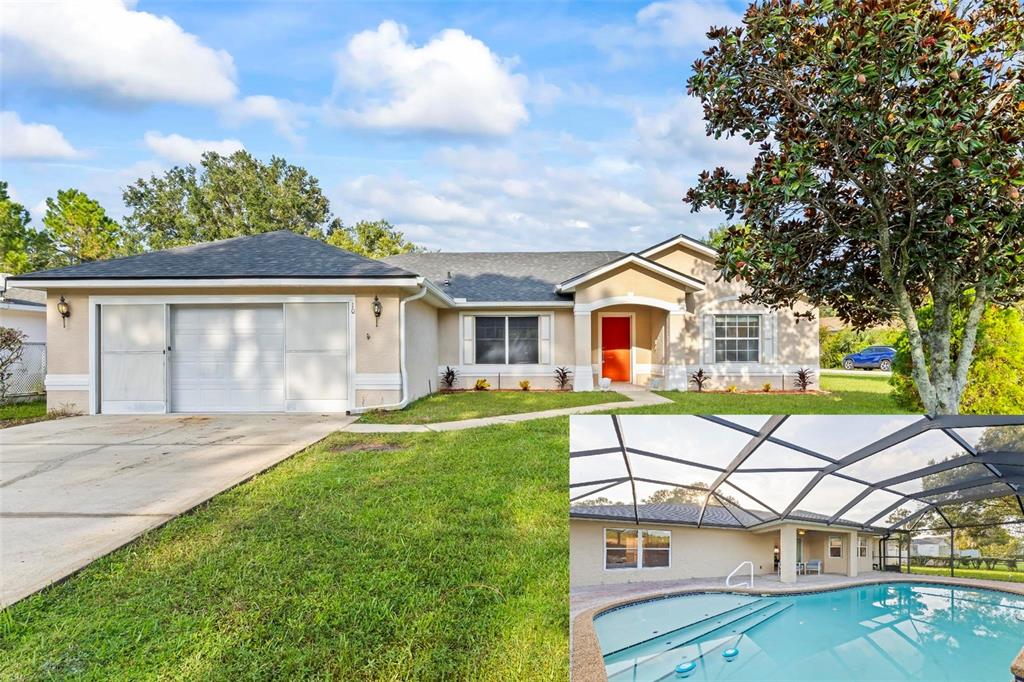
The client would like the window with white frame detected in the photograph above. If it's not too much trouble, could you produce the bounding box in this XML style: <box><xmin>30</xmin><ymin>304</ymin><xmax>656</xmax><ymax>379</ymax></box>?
<box><xmin>605</xmin><ymin>528</ymin><xmax>671</xmax><ymax>569</ymax></box>
<box><xmin>858</xmin><ymin>536</ymin><xmax>868</xmax><ymax>558</ymax></box>
<box><xmin>474</xmin><ymin>316</ymin><xmax>539</xmax><ymax>364</ymax></box>
<box><xmin>829</xmin><ymin>536</ymin><xmax>843</xmax><ymax>558</ymax></box>
<box><xmin>714</xmin><ymin>314</ymin><xmax>760</xmax><ymax>363</ymax></box>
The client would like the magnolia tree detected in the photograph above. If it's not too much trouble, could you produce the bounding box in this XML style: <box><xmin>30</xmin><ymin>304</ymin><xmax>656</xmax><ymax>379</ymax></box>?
<box><xmin>685</xmin><ymin>0</ymin><xmax>1024</xmax><ymax>414</ymax></box>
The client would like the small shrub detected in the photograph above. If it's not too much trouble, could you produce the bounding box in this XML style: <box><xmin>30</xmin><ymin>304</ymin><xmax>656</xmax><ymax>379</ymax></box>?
<box><xmin>762</xmin><ymin>382</ymin><xmax>772</xmax><ymax>392</ymax></box>
<box><xmin>688</xmin><ymin>368</ymin><xmax>710</xmax><ymax>392</ymax></box>
<box><xmin>474</xmin><ymin>378</ymin><xmax>490</xmax><ymax>391</ymax></box>
<box><xmin>0</xmin><ymin>326</ymin><xmax>27</xmax><ymax>405</ymax></box>
<box><xmin>554</xmin><ymin>366</ymin><xmax>572</xmax><ymax>391</ymax></box>
<box><xmin>794</xmin><ymin>367</ymin><xmax>815</xmax><ymax>392</ymax></box>
<box><xmin>518</xmin><ymin>380</ymin><xmax>530</xmax><ymax>391</ymax></box>
<box><xmin>726</xmin><ymin>384</ymin><xmax>738</xmax><ymax>393</ymax></box>
<box><xmin>47</xmin><ymin>403</ymin><xmax>81</xmax><ymax>419</ymax></box>
<box><xmin>440</xmin><ymin>365</ymin><xmax>459</xmax><ymax>390</ymax></box>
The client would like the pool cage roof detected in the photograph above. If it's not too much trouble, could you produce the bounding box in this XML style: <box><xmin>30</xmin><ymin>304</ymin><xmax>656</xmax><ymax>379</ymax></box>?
<box><xmin>569</xmin><ymin>415</ymin><xmax>1024</xmax><ymax>536</ymax></box>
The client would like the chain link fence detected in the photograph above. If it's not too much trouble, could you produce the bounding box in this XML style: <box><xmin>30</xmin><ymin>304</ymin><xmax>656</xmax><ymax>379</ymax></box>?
<box><xmin>3</xmin><ymin>342</ymin><xmax>46</xmax><ymax>399</ymax></box>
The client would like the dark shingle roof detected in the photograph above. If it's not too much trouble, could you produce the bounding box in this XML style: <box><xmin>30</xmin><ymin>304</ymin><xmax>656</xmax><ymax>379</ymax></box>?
<box><xmin>12</xmin><ymin>231</ymin><xmax>415</xmax><ymax>281</ymax></box>
<box><xmin>570</xmin><ymin>503</ymin><xmax>880</xmax><ymax>532</ymax></box>
<box><xmin>384</xmin><ymin>250</ymin><xmax>624</xmax><ymax>302</ymax></box>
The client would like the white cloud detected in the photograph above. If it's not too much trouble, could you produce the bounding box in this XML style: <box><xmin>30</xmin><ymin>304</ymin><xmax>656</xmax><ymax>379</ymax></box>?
<box><xmin>635</xmin><ymin>0</ymin><xmax>743</xmax><ymax>48</ymax></box>
<box><xmin>332</xmin><ymin>21</ymin><xmax>529</xmax><ymax>135</ymax></box>
<box><xmin>0</xmin><ymin>111</ymin><xmax>79</xmax><ymax>159</ymax></box>
<box><xmin>143</xmin><ymin>132</ymin><xmax>244</xmax><ymax>164</ymax></box>
<box><xmin>1</xmin><ymin>0</ymin><xmax>237</xmax><ymax>105</ymax></box>
<box><xmin>595</xmin><ymin>0</ymin><xmax>743</xmax><ymax>67</ymax></box>
<box><xmin>224</xmin><ymin>95</ymin><xmax>305</xmax><ymax>144</ymax></box>
<box><xmin>632</xmin><ymin>96</ymin><xmax>756</xmax><ymax>176</ymax></box>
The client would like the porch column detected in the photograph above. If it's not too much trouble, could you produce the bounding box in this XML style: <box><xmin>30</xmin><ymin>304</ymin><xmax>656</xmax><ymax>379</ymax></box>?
<box><xmin>847</xmin><ymin>530</ymin><xmax>859</xmax><ymax>577</ymax></box>
<box><xmin>780</xmin><ymin>524</ymin><xmax>797</xmax><ymax>584</ymax></box>
<box><xmin>573</xmin><ymin>310</ymin><xmax>594</xmax><ymax>391</ymax></box>
<box><xmin>664</xmin><ymin>310</ymin><xmax>688</xmax><ymax>390</ymax></box>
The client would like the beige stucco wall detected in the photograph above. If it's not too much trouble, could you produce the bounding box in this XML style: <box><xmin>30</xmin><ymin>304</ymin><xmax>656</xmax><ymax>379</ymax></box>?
<box><xmin>436</xmin><ymin>307</ymin><xmax>574</xmax><ymax>390</ymax></box>
<box><xmin>39</xmin><ymin>286</ymin><xmax>413</xmax><ymax>413</ymax></box>
<box><xmin>573</xmin><ymin>264</ymin><xmax>689</xmax><ymax>308</ymax></box>
<box><xmin>570</xmin><ymin>519</ymin><xmax>776</xmax><ymax>587</ymax></box>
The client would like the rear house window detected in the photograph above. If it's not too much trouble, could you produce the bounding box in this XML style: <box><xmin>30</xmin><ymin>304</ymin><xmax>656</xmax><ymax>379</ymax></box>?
<box><xmin>605</xmin><ymin>528</ymin><xmax>671</xmax><ymax>570</ymax></box>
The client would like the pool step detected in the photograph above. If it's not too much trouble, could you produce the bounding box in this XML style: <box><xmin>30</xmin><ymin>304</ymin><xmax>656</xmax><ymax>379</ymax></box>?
<box><xmin>603</xmin><ymin>597</ymin><xmax>775</xmax><ymax>661</ymax></box>
<box><xmin>606</xmin><ymin>600</ymin><xmax>793</xmax><ymax>682</ymax></box>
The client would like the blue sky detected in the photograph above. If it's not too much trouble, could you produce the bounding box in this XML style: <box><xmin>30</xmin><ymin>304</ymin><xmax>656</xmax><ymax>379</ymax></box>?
<box><xmin>1</xmin><ymin>0</ymin><xmax>755</xmax><ymax>252</ymax></box>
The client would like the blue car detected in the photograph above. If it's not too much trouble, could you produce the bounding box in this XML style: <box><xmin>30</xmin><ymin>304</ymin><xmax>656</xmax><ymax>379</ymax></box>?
<box><xmin>842</xmin><ymin>345</ymin><xmax>896</xmax><ymax>371</ymax></box>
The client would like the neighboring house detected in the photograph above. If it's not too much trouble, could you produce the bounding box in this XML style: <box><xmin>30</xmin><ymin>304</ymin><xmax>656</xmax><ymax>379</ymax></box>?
<box><xmin>1</xmin><ymin>274</ymin><xmax>47</xmax><ymax>399</ymax></box>
<box><xmin>910</xmin><ymin>535</ymin><xmax>979</xmax><ymax>558</ymax></box>
<box><xmin>7</xmin><ymin>230</ymin><xmax>819</xmax><ymax>415</ymax></box>
<box><xmin>570</xmin><ymin>503</ymin><xmax>881</xmax><ymax>587</ymax></box>
<box><xmin>0</xmin><ymin>274</ymin><xmax>46</xmax><ymax>342</ymax></box>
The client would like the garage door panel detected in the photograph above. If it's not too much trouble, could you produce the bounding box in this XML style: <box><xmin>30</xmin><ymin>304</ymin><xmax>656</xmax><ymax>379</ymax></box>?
<box><xmin>286</xmin><ymin>353</ymin><xmax>346</xmax><ymax>400</ymax></box>
<box><xmin>285</xmin><ymin>303</ymin><xmax>348</xmax><ymax>352</ymax></box>
<box><xmin>100</xmin><ymin>304</ymin><xmax>167</xmax><ymax>414</ymax></box>
<box><xmin>170</xmin><ymin>305</ymin><xmax>285</xmax><ymax>412</ymax></box>
<box><xmin>284</xmin><ymin>302</ymin><xmax>349</xmax><ymax>412</ymax></box>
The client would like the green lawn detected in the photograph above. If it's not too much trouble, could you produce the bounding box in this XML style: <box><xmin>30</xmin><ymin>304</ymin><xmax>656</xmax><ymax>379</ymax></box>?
<box><xmin>627</xmin><ymin>372</ymin><xmax>910</xmax><ymax>415</ymax></box>
<box><xmin>0</xmin><ymin>420</ymin><xmax>569</xmax><ymax>681</ymax></box>
<box><xmin>909</xmin><ymin>566</ymin><xmax>1024</xmax><ymax>584</ymax></box>
<box><xmin>358</xmin><ymin>390</ymin><xmax>628</xmax><ymax>424</ymax></box>
<box><xmin>0</xmin><ymin>399</ymin><xmax>47</xmax><ymax>427</ymax></box>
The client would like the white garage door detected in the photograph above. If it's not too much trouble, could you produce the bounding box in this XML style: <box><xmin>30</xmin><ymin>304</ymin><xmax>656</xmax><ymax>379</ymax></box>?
<box><xmin>100</xmin><ymin>304</ymin><xmax>167</xmax><ymax>414</ymax></box>
<box><xmin>170</xmin><ymin>305</ymin><xmax>286</xmax><ymax>412</ymax></box>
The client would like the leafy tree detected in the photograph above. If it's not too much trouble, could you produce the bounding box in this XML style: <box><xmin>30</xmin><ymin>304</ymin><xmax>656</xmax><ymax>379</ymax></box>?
<box><xmin>819</xmin><ymin>325</ymin><xmax>902</xmax><ymax>368</ymax></box>
<box><xmin>685</xmin><ymin>0</ymin><xmax>1024</xmax><ymax>415</ymax></box>
<box><xmin>704</xmin><ymin>224</ymin><xmax>731</xmax><ymax>250</ymax></box>
<box><xmin>0</xmin><ymin>181</ymin><xmax>52</xmax><ymax>274</ymax></box>
<box><xmin>326</xmin><ymin>220</ymin><xmax>421</xmax><ymax>259</ymax></box>
<box><xmin>123</xmin><ymin>151</ymin><xmax>342</xmax><ymax>249</ymax></box>
<box><xmin>642</xmin><ymin>482</ymin><xmax>740</xmax><ymax>506</ymax></box>
<box><xmin>0</xmin><ymin>326</ymin><xmax>27</xmax><ymax>404</ymax></box>
<box><xmin>42</xmin><ymin>189</ymin><xmax>138</xmax><ymax>266</ymax></box>
<box><xmin>891</xmin><ymin>304</ymin><xmax>1024</xmax><ymax>413</ymax></box>
<box><xmin>571</xmin><ymin>496</ymin><xmax>617</xmax><ymax>508</ymax></box>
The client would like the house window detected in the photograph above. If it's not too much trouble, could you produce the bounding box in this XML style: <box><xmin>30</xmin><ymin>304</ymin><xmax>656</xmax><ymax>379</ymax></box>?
<box><xmin>714</xmin><ymin>314</ymin><xmax>760</xmax><ymax>363</ymax></box>
<box><xmin>605</xmin><ymin>528</ymin><xmax>671</xmax><ymax>570</ymax></box>
<box><xmin>858</xmin><ymin>536</ymin><xmax>868</xmax><ymax>558</ymax></box>
<box><xmin>474</xmin><ymin>316</ymin><xmax>539</xmax><ymax>364</ymax></box>
<box><xmin>829</xmin><ymin>536</ymin><xmax>843</xmax><ymax>558</ymax></box>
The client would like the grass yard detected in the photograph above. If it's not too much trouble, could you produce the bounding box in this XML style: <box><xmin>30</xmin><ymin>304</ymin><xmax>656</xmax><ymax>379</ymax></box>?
<box><xmin>0</xmin><ymin>399</ymin><xmax>47</xmax><ymax>428</ymax></box>
<box><xmin>629</xmin><ymin>372</ymin><xmax>910</xmax><ymax>415</ymax></box>
<box><xmin>0</xmin><ymin>419</ymin><xmax>569</xmax><ymax>681</ymax></box>
<box><xmin>909</xmin><ymin>566</ymin><xmax>1024</xmax><ymax>584</ymax></box>
<box><xmin>358</xmin><ymin>389</ymin><xmax>628</xmax><ymax>424</ymax></box>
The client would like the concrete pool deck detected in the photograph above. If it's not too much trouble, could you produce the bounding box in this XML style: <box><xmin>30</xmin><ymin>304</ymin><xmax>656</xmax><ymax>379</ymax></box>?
<box><xmin>570</xmin><ymin>571</ymin><xmax>1024</xmax><ymax>682</ymax></box>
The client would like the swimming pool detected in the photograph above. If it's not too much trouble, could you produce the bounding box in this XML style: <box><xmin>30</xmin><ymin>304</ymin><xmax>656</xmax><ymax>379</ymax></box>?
<box><xmin>594</xmin><ymin>582</ymin><xmax>1024</xmax><ymax>681</ymax></box>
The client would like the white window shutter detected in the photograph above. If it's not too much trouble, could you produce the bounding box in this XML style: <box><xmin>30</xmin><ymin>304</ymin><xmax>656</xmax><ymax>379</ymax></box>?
<box><xmin>702</xmin><ymin>314</ymin><xmax>715</xmax><ymax>364</ymax></box>
<box><xmin>762</xmin><ymin>313</ymin><xmax>777</xmax><ymax>364</ymax></box>
<box><xmin>539</xmin><ymin>315</ymin><xmax>551</xmax><ymax>364</ymax></box>
<box><xmin>463</xmin><ymin>316</ymin><xmax>475</xmax><ymax>364</ymax></box>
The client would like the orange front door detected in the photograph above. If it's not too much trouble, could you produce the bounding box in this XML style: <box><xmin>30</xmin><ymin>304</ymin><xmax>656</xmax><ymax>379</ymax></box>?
<box><xmin>601</xmin><ymin>316</ymin><xmax>631</xmax><ymax>382</ymax></box>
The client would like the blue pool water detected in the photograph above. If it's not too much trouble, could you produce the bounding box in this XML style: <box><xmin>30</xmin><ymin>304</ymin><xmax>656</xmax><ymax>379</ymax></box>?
<box><xmin>595</xmin><ymin>582</ymin><xmax>1024</xmax><ymax>681</ymax></box>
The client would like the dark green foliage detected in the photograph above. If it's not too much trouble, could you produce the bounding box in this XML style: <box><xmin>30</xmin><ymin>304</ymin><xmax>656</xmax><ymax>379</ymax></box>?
<box><xmin>891</xmin><ymin>305</ymin><xmax>1024</xmax><ymax>413</ymax></box>
<box><xmin>688</xmin><ymin>368</ymin><xmax>711</xmax><ymax>392</ymax></box>
<box><xmin>554</xmin><ymin>367</ymin><xmax>572</xmax><ymax>391</ymax></box>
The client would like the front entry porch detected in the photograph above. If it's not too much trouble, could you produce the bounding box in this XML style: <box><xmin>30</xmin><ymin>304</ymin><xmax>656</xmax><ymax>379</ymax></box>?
<box><xmin>572</xmin><ymin>300</ymin><xmax>690</xmax><ymax>392</ymax></box>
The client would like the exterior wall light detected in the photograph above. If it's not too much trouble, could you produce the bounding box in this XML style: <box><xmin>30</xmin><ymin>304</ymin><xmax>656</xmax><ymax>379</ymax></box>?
<box><xmin>372</xmin><ymin>295</ymin><xmax>382</xmax><ymax>327</ymax></box>
<box><xmin>57</xmin><ymin>295</ymin><xmax>71</xmax><ymax>328</ymax></box>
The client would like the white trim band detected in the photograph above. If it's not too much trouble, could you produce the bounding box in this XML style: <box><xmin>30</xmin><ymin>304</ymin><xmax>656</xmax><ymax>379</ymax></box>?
<box><xmin>45</xmin><ymin>373</ymin><xmax>90</xmax><ymax>391</ymax></box>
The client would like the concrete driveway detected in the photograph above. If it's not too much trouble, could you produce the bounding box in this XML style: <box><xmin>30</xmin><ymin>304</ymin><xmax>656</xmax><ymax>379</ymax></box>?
<box><xmin>0</xmin><ymin>413</ymin><xmax>354</xmax><ymax>607</ymax></box>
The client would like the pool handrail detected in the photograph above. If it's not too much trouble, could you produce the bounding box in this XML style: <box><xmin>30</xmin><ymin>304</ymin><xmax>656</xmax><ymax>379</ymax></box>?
<box><xmin>726</xmin><ymin>560</ymin><xmax>753</xmax><ymax>588</ymax></box>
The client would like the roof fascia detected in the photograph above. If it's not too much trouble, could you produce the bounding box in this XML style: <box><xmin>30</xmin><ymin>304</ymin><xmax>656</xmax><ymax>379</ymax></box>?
<box><xmin>638</xmin><ymin>233</ymin><xmax>718</xmax><ymax>261</ymax></box>
<box><xmin>6</xmin><ymin>277</ymin><xmax>423</xmax><ymax>289</ymax></box>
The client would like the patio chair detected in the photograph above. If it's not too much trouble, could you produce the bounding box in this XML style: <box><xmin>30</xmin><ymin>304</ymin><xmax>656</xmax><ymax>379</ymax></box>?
<box><xmin>805</xmin><ymin>560</ymin><xmax>822</xmax><ymax>575</ymax></box>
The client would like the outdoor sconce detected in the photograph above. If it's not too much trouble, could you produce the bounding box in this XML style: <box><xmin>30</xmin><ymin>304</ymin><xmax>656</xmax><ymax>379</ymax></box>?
<box><xmin>57</xmin><ymin>295</ymin><xmax>71</xmax><ymax>328</ymax></box>
<box><xmin>372</xmin><ymin>295</ymin><xmax>383</xmax><ymax>327</ymax></box>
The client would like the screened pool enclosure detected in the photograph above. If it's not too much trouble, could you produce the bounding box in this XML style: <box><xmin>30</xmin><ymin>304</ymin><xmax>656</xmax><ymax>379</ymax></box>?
<box><xmin>570</xmin><ymin>415</ymin><xmax>1024</xmax><ymax>583</ymax></box>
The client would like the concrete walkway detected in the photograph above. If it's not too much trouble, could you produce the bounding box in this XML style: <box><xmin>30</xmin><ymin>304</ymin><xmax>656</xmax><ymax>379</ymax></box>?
<box><xmin>343</xmin><ymin>388</ymin><xmax>672</xmax><ymax>433</ymax></box>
